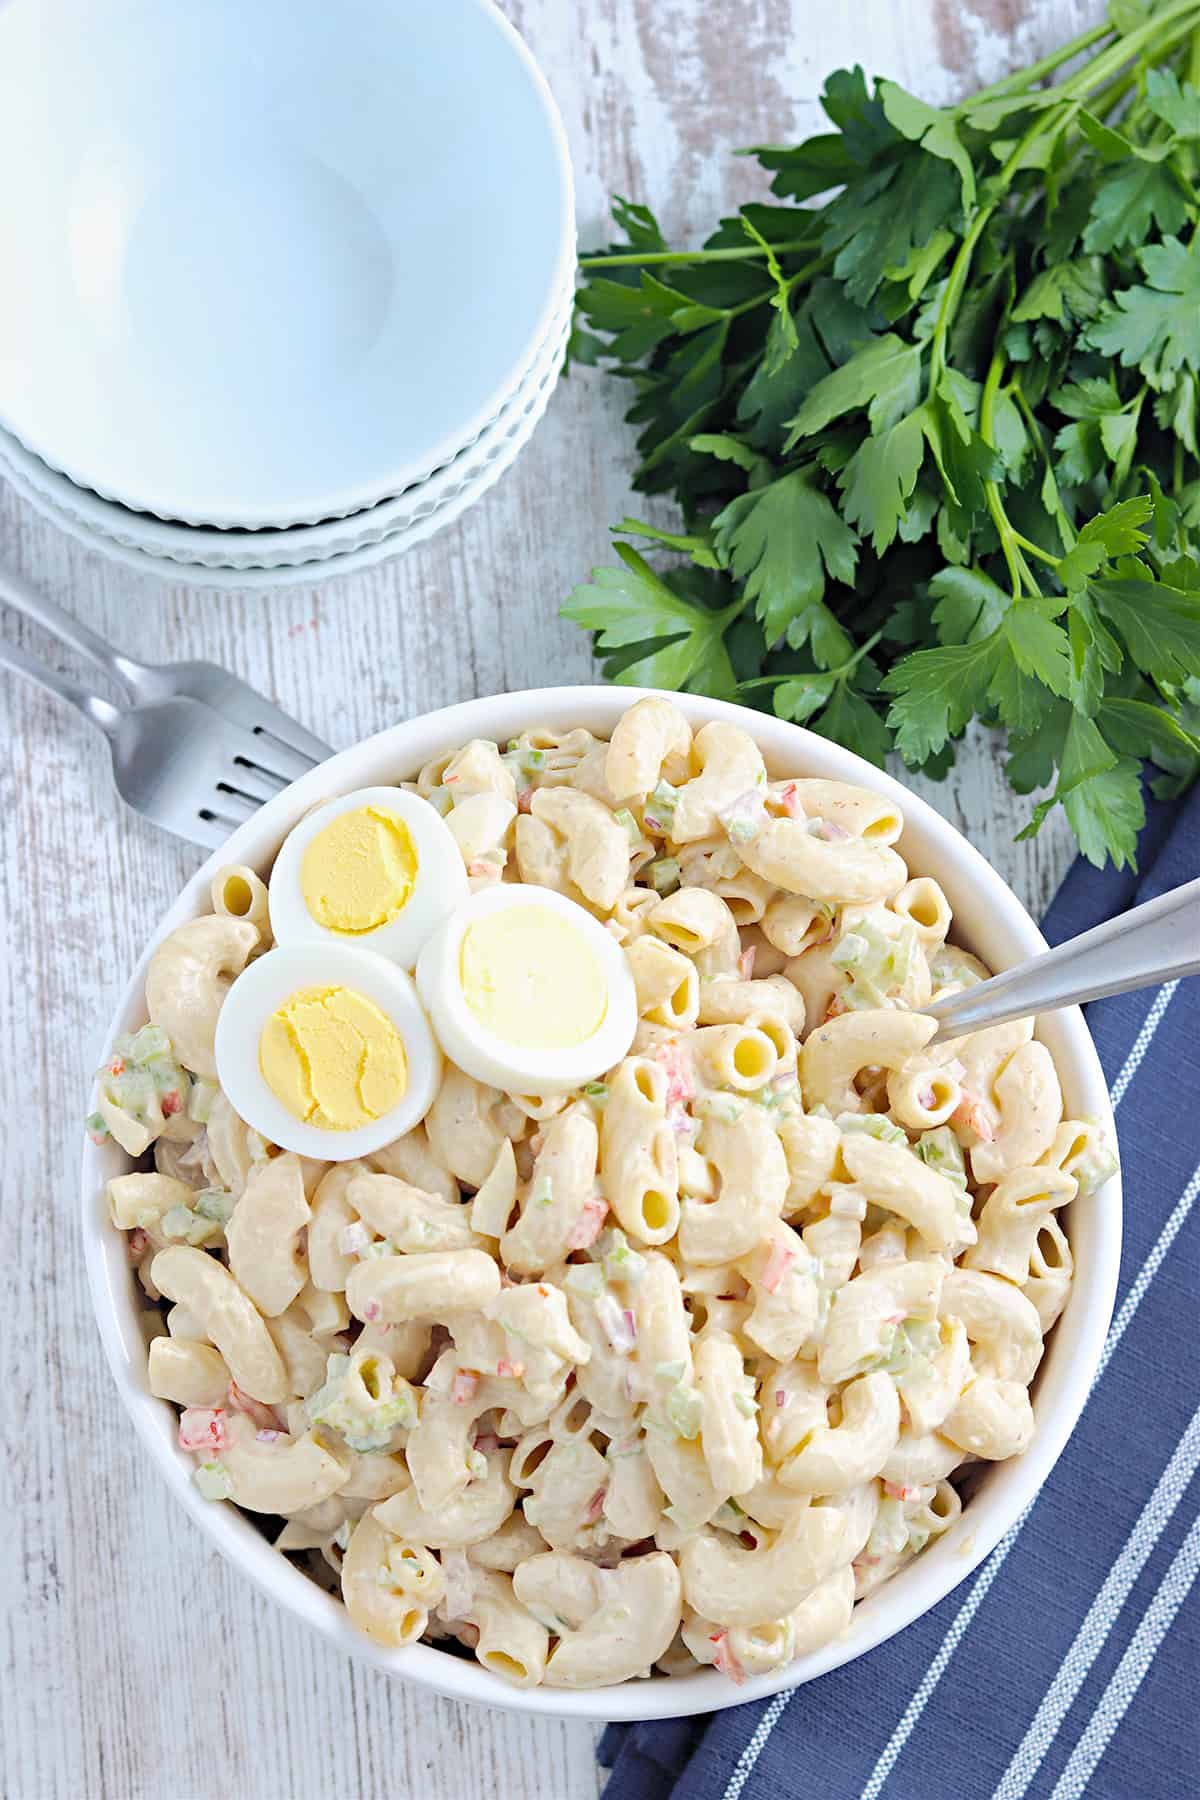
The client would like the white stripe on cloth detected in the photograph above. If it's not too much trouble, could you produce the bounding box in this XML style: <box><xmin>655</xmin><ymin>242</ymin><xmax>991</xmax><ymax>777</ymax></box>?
<box><xmin>722</xmin><ymin>1691</ymin><xmax>795</xmax><ymax>1800</ymax></box>
<box><xmin>1049</xmin><ymin>1507</ymin><xmax>1200</xmax><ymax>1800</ymax></box>
<box><xmin>856</xmin><ymin>1153</ymin><xmax>1200</xmax><ymax>1800</ymax></box>
<box><xmin>1109</xmin><ymin>980</ymin><xmax>1179</xmax><ymax>1111</ymax></box>
<box><xmin>717</xmin><ymin>983</ymin><xmax>1180</xmax><ymax>1800</ymax></box>
<box><xmin>993</xmin><ymin>1405</ymin><xmax>1200</xmax><ymax>1800</ymax></box>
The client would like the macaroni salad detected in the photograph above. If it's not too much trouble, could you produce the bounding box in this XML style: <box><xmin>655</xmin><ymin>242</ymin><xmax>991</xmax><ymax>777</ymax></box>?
<box><xmin>92</xmin><ymin>699</ymin><xmax>1116</xmax><ymax>1690</ymax></box>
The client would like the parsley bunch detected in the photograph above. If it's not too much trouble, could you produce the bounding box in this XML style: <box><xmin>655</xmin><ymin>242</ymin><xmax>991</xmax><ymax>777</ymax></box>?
<box><xmin>563</xmin><ymin>1</ymin><xmax>1200</xmax><ymax>867</ymax></box>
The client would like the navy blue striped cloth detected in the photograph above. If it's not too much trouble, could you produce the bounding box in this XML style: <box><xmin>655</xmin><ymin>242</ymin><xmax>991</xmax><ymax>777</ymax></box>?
<box><xmin>600</xmin><ymin>786</ymin><xmax>1200</xmax><ymax>1800</ymax></box>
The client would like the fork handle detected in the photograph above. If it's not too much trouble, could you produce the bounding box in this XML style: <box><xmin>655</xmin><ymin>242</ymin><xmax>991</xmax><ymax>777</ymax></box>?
<box><xmin>0</xmin><ymin>562</ymin><xmax>144</xmax><ymax>699</ymax></box>
<box><xmin>0</xmin><ymin>636</ymin><xmax>122</xmax><ymax>738</ymax></box>
<box><xmin>925</xmin><ymin>875</ymin><xmax>1200</xmax><ymax>1043</ymax></box>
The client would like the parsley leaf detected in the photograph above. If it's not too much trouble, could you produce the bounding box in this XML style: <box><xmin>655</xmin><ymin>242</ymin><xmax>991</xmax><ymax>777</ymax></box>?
<box><xmin>1017</xmin><ymin>713</ymin><xmax>1145</xmax><ymax>870</ymax></box>
<box><xmin>712</xmin><ymin>469</ymin><xmax>857</xmax><ymax>661</ymax></box>
<box><xmin>784</xmin><ymin>334</ymin><xmax>924</xmax><ymax>442</ymax></box>
<box><xmin>1082</xmin><ymin>160</ymin><xmax>1189</xmax><ymax>254</ymax></box>
<box><xmin>929</xmin><ymin>566</ymin><xmax>1010</xmax><ymax>642</ymax></box>
<box><xmin>1012</xmin><ymin>259</ymin><xmax>1106</xmax><ymax>327</ymax></box>
<box><xmin>923</xmin><ymin>374</ymin><xmax>1004</xmax><ymax>516</ymax></box>
<box><xmin>818</xmin><ymin>65</ymin><xmax>896</xmax><ymax>164</ymax></box>
<box><xmin>1088</xmin><ymin>236</ymin><xmax>1200</xmax><ymax>390</ymax></box>
<box><xmin>1056</xmin><ymin>497</ymin><xmax>1152</xmax><ymax>592</ymax></box>
<box><xmin>1004</xmin><ymin>601</ymin><xmax>1073</xmax><ymax>698</ymax></box>
<box><xmin>839</xmin><ymin>408</ymin><xmax>927</xmax><ymax>554</ymax></box>
<box><xmin>561</xmin><ymin>544</ymin><xmax>738</xmax><ymax>696</ymax></box>
<box><xmin>1144</xmin><ymin>68</ymin><xmax>1200</xmax><ymax>138</ymax></box>
<box><xmin>753</xmin><ymin>133</ymin><xmax>861</xmax><ymax>201</ymax></box>
<box><xmin>1091</xmin><ymin>575</ymin><xmax>1200</xmax><ymax>686</ymax></box>
<box><xmin>816</xmin><ymin>681</ymin><xmax>892</xmax><ymax>766</ymax></box>
<box><xmin>882</xmin><ymin>633</ymin><xmax>1004</xmax><ymax>764</ymax></box>
<box><xmin>879</xmin><ymin>81</ymin><xmax>976</xmax><ymax>208</ymax></box>
<box><xmin>1099</xmin><ymin>695</ymin><xmax>1200</xmax><ymax>784</ymax></box>
<box><xmin>1064</xmin><ymin>762</ymin><xmax>1145</xmax><ymax>869</ymax></box>
<box><xmin>1067</xmin><ymin>590</ymin><xmax>1123</xmax><ymax>716</ymax></box>
<box><xmin>772</xmin><ymin>670</ymin><xmax>838</xmax><ymax>724</ymax></box>
<box><xmin>822</xmin><ymin>151</ymin><xmax>961</xmax><ymax>305</ymax></box>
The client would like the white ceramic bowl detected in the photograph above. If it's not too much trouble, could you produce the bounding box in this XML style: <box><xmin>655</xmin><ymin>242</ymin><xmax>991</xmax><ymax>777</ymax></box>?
<box><xmin>81</xmin><ymin>688</ymin><xmax>1121</xmax><ymax>1720</ymax></box>
<box><xmin>0</xmin><ymin>0</ymin><xmax>573</xmax><ymax>526</ymax></box>
<box><xmin>0</xmin><ymin>311</ymin><xmax>570</xmax><ymax>590</ymax></box>
<box><xmin>0</xmin><ymin>281</ymin><xmax>572</xmax><ymax>570</ymax></box>
<box><xmin>0</xmin><ymin>295</ymin><xmax>571</xmax><ymax>578</ymax></box>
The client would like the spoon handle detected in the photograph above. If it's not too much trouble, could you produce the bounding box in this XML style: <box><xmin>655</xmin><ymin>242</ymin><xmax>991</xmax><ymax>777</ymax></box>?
<box><xmin>924</xmin><ymin>876</ymin><xmax>1200</xmax><ymax>1043</ymax></box>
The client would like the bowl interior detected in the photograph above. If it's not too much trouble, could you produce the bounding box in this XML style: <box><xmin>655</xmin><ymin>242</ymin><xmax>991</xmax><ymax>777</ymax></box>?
<box><xmin>81</xmin><ymin>688</ymin><xmax>1121</xmax><ymax>1721</ymax></box>
<box><xmin>0</xmin><ymin>0</ymin><xmax>572</xmax><ymax>525</ymax></box>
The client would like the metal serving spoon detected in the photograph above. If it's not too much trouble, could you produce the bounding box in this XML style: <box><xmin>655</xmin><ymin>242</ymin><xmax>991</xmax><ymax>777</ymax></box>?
<box><xmin>924</xmin><ymin>877</ymin><xmax>1200</xmax><ymax>1043</ymax></box>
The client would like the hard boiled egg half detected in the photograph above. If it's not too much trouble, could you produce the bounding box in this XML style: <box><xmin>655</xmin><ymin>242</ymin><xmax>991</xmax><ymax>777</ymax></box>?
<box><xmin>214</xmin><ymin>943</ymin><xmax>441</xmax><ymax>1160</ymax></box>
<box><xmin>415</xmin><ymin>885</ymin><xmax>637</xmax><ymax>1095</ymax></box>
<box><xmin>268</xmin><ymin>786</ymin><xmax>468</xmax><ymax>970</ymax></box>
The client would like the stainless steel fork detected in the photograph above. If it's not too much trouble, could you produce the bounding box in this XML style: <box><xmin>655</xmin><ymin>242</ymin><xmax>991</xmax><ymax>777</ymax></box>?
<box><xmin>1</xmin><ymin>564</ymin><xmax>333</xmax><ymax>848</ymax></box>
<box><xmin>1</xmin><ymin>636</ymin><xmax>324</xmax><ymax>849</ymax></box>
<box><xmin>0</xmin><ymin>562</ymin><xmax>333</xmax><ymax>764</ymax></box>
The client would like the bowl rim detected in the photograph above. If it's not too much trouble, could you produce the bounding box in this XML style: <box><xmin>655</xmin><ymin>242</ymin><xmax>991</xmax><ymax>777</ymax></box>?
<box><xmin>0</xmin><ymin>0</ymin><xmax>576</xmax><ymax>528</ymax></box>
<box><xmin>80</xmin><ymin>685</ymin><xmax>1122</xmax><ymax>1722</ymax></box>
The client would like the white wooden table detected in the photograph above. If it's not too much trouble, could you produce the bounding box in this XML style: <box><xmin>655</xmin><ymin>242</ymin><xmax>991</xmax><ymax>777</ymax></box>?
<box><xmin>0</xmin><ymin>2</ymin><xmax>1092</xmax><ymax>1795</ymax></box>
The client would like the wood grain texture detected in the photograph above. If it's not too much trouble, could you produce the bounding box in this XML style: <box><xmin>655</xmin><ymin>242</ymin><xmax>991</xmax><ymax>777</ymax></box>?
<box><xmin>0</xmin><ymin>2</ymin><xmax>1098</xmax><ymax>1796</ymax></box>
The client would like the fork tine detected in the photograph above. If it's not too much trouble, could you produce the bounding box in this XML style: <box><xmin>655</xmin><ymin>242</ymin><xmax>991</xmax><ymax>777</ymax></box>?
<box><xmin>211</xmin><ymin>783</ymin><xmax>263</xmax><ymax>822</ymax></box>
<box><xmin>232</xmin><ymin>756</ymin><xmax>289</xmax><ymax>795</ymax></box>
<box><xmin>190</xmin><ymin>810</ymin><xmax>238</xmax><ymax>850</ymax></box>
<box><xmin>246</xmin><ymin>724</ymin><xmax>326</xmax><ymax>781</ymax></box>
<box><xmin>255</xmin><ymin>715</ymin><xmax>332</xmax><ymax>764</ymax></box>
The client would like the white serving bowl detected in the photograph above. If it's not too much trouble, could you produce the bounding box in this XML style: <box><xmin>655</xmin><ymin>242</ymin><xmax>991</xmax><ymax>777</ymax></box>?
<box><xmin>0</xmin><ymin>0</ymin><xmax>572</xmax><ymax>527</ymax></box>
<box><xmin>81</xmin><ymin>688</ymin><xmax>1121</xmax><ymax>1720</ymax></box>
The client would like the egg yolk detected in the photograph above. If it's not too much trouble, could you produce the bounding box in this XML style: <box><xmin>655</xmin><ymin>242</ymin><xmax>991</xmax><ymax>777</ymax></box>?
<box><xmin>259</xmin><ymin>985</ymin><xmax>407</xmax><ymax>1131</ymax></box>
<box><xmin>300</xmin><ymin>805</ymin><xmax>418</xmax><ymax>934</ymax></box>
<box><xmin>459</xmin><ymin>905</ymin><xmax>607</xmax><ymax>1049</ymax></box>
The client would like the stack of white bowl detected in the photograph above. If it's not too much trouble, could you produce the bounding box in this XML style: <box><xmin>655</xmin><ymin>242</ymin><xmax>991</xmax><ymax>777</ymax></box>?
<box><xmin>0</xmin><ymin>0</ymin><xmax>573</xmax><ymax>588</ymax></box>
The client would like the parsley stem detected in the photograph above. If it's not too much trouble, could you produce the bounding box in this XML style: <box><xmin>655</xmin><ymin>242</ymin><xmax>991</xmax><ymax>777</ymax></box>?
<box><xmin>739</xmin><ymin>628</ymin><xmax>884</xmax><ymax>693</ymax></box>
<box><xmin>720</xmin><ymin>254</ymin><xmax>831</xmax><ymax>322</ymax></box>
<box><xmin>1018</xmin><ymin>21</ymin><xmax>1196</xmax><ymax>214</ymax></box>
<box><xmin>672</xmin><ymin>253</ymin><xmax>834</xmax><ymax>325</ymax></box>
<box><xmin>1009</xmin><ymin>531</ymin><xmax>1062</xmax><ymax>569</ymax></box>
<box><xmin>1058</xmin><ymin>0</ymin><xmax>1200</xmax><ymax>101</ymax></box>
<box><xmin>964</xmin><ymin>23</ymin><xmax>1112</xmax><ymax>105</ymax></box>
<box><xmin>578</xmin><ymin>240</ymin><xmax>818</xmax><ymax>270</ymax></box>
<box><xmin>929</xmin><ymin>88</ymin><xmax>1085</xmax><ymax>392</ymax></box>
<box><xmin>1011</xmin><ymin>381</ymin><xmax>1077</xmax><ymax>550</ymax></box>
<box><xmin>964</xmin><ymin>2</ymin><xmax>1197</xmax><ymax>120</ymax></box>
<box><xmin>926</xmin><ymin>205</ymin><xmax>994</xmax><ymax>393</ymax></box>
<box><xmin>981</xmin><ymin>349</ymin><xmax>1045</xmax><ymax>600</ymax></box>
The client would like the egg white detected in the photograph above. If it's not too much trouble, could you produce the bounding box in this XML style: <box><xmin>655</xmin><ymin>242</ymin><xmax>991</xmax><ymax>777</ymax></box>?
<box><xmin>268</xmin><ymin>785</ymin><xmax>468</xmax><ymax>970</ymax></box>
<box><xmin>213</xmin><ymin>943</ymin><xmax>442</xmax><ymax>1160</ymax></box>
<box><xmin>415</xmin><ymin>884</ymin><xmax>638</xmax><ymax>1095</ymax></box>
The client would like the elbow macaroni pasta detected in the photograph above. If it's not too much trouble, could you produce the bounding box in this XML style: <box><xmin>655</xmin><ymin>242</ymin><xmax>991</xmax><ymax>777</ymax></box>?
<box><xmin>95</xmin><ymin>701</ymin><xmax>1106</xmax><ymax>1690</ymax></box>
